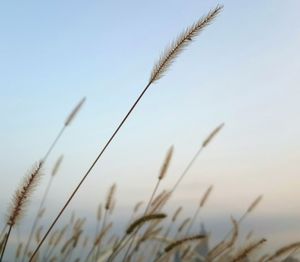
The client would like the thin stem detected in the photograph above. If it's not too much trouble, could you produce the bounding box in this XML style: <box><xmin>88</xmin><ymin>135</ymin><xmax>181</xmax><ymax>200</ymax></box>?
<box><xmin>171</xmin><ymin>147</ymin><xmax>203</xmax><ymax>193</ymax></box>
<box><xmin>223</xmin><ymin>212</ymin><xmax>246</xmax><ymax>241</ymax></box>
<box><xmin>22</xmin><ymin>176</ymin><xmax>54</xmax><ymax>262</ymax></box>
<box><xmin>125</xmin><ymin>147</ymin><xmax>205</xmax><ymax>261</ymax></box>
<box><xmin>0</xmin><ymin>226</ymin><xmax>7</xmax><ymax>242</ymax></box>
<box><xmin>42</xmin><ymin>126</ymin><xmax>66</xmax><ymax>163</ymax></box>
<box><xmin>29</xmin><ymin>82</ymin><xmax>152</xmax><ymax>261</ymax></box>
<box><xmin>185</xmin><ymin>207</ymin><xmax>200</xmax><ymax>235</ymax></box>
<box><xmin>94</xmin><ymin>210</ymin><xmax>108</xmax><ymax>261</ymax></box>
<box><xmin>123</xmin><ymin>179</ymin><xmax>161</xmax><ymax>261</ymax></box>
<box><xmin>0</xmin><ymin>225</ymin><xmax>12</xmax><ymax>262</ymax></box>
<box><xmin>106</xmin><ymin>235</ymin><xmax>129</xmax><ymax>262</ymax></box>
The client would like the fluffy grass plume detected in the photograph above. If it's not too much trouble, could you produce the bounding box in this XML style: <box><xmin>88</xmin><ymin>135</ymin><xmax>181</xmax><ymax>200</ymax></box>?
<box><xmin>202</xmin><ymin>123</ymin><xmax>225</xmax><ymax>148</ymax></box>
<box><xmin>149</xmin><ymin>5</ymin><xmax>223</xmax><ymax>85</ymax></box>
<box><xmin>126</xmin><ymin>213</ymin><xmax>167</xmax><ymax>235</ymax></box>
<box><xmin>64</xmin><ymin>97</ymin><xmax>86</xmax><ymax>126</ymax></box>
<box><xmin>164</xmin><ymin>234</ymin><xmax>206</xmax><ymax>253</ymax></box>
<box><xmin>158</xmin><ymin>146</ymin><xmax>174</xmax><ymax>180</ymax></box>
<box><xmin>105</xmin><ymin>183</ymin><xmax>117</xmax><ymax>211</ymax></box>
<box><xmin>51</xmin><ymin>155</ymin><xmax>64</xmax><ymax>177</ymax></box>
<box><xmin>7</xmin><ymin>162</ymin><xmax>43</xmax><ymax>226</ymax></box>
<box><xmin>200</xmin><ymin>185</ymin><xmax>213</xmax><ymax>207</ymax></box>
<box><xmin>247</xmin><ymin>194</ymin><xmax>263</xmax><ymax>213</ymax></box>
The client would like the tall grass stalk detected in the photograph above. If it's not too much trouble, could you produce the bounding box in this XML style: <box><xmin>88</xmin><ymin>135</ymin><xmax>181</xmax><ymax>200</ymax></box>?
<box><xmin>29</xmin><ymin>5</ymin><xmax>223</xmax><ymax>261</ymax></box>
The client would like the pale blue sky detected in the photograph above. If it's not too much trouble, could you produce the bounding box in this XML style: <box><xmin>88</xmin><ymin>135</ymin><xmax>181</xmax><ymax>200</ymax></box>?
<box><xmin>1</xmin><ymin>0</ymin><xmax>300</xmax><ymax>256</ymax></box>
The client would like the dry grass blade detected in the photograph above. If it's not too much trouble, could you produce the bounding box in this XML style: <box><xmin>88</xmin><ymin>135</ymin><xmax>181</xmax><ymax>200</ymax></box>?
<box><xmin>158</xmin><ymin>146</ymin><xmax>174</xmax><ymax>180</ymax></box>
<box><xmin>202</xmin><ymin>123</ymin><xmax>225</xmax><ymax>148</ymax></box>
<box><xmin>164</xmin><ymin>234</ymin><xmax>206</xmax><ymax>253</ymax></box>
<box><xmin>126</xmin><ymin>213</ymin><xmax>167</xmax><ymax>235</ymax></box>
<box><xmin>64</xmin><ymin>97</ymin><xmax>86</xmax><ymax>126</ymax></box>
<box><xmin>149</xmin><ymin>5</ymin><xmax>223</xmax><ymax>85</ymax></box>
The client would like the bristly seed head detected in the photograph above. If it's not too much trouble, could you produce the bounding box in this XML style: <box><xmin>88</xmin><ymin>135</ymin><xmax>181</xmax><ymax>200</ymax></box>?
<box><xmin>158</xmin><ymin>146</ymin><xmax>174</xmax><ymax>180</ymax></box>
<box><xmin>7</xmin><ymin>161</ymin><xmax>43</xmax><ymax>227</ymax></box>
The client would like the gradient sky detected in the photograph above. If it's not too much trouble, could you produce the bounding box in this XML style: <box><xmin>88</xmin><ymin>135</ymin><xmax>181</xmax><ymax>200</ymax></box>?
<box><xmin>1</xmin><ymin>0</ymin><xmax>300</xmax><ymax>257</ymax></box>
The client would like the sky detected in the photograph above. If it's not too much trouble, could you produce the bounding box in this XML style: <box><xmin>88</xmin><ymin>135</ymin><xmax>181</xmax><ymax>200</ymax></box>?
<box><xmin>0</xmin><ymin>0</ymin><xmax>300</xmax><ymax>258</ymax></box>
